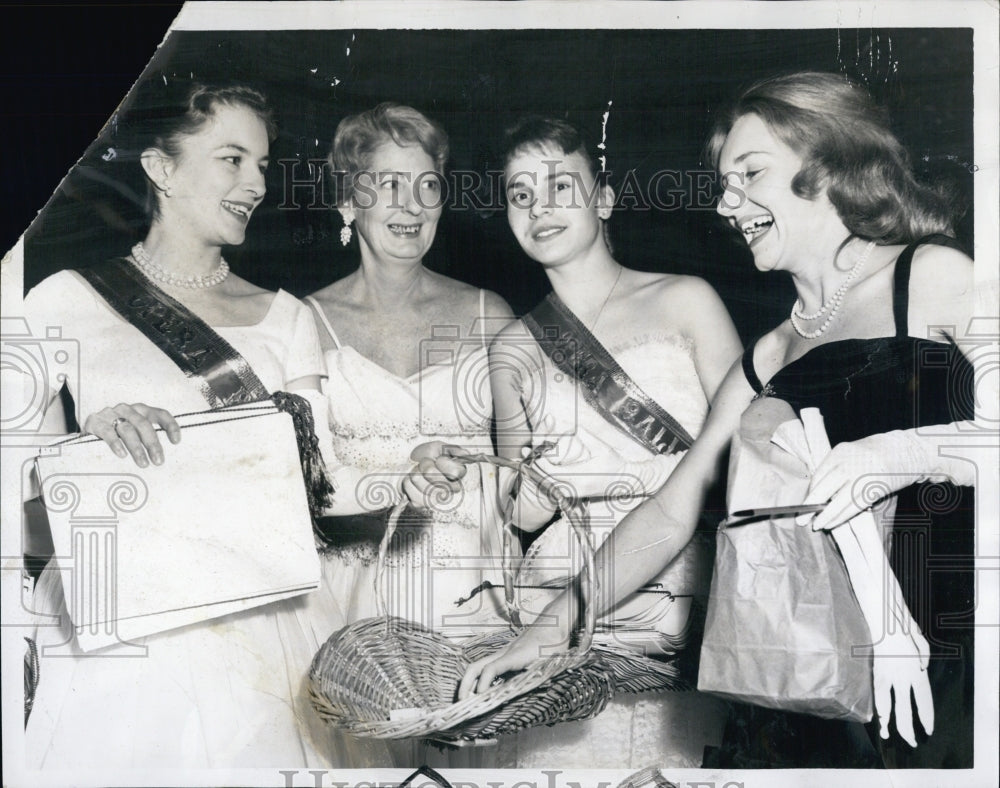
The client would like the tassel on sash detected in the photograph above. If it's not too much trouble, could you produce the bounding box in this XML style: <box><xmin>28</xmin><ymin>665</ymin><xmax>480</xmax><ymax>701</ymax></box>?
<box><xmin>271</xmin><ymin>391</ymin><xmax>335</xmax><ymax>526</ymax></box>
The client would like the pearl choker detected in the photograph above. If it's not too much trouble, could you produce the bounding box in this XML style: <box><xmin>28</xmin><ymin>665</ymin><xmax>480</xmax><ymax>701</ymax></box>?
<box><xmin>790</xmin><ymin>239</ymin><xmax>876</xmax><ymax>339</ymax></box>
<box><xmin>130</xmin><ymin>242</ymin><xmax>230</xmax><ymax>289</ymax></box>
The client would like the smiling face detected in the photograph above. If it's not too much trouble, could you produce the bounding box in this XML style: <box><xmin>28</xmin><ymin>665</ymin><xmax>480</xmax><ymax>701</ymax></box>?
<box><xmin>504</xmin><ymin>144</ymin><xmax>612</xmax><ymax>269</ymax></box>
<box><xmin>716</xmin><ymin>113</ymin><xmax>846</xmax><ymax>273</ymax></box>
<box><xmin>347</xmin><ymin>141</ymin><xmax>443</xmax><ymax>266</ymax></box>
<box><xmin>155</xmin><ymin>103</ymin><xmax>269</xmax><ymax>248</ymax></box>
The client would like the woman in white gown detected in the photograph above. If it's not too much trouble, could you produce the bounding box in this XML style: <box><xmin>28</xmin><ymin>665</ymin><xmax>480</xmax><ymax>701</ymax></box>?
<box><xmin>306</xmin><ymin>104</ymin><xmax>514</xmax><ymax>639</ymax></box>
<box><xmin>469</xmin><ymin>117</ymin><xmax>742</xmax><ymax>768</ymax></box>
<box><xmin>14</xmin><ymin>81</ymin><xmax>386</xmax><ymax>769</ymax></box>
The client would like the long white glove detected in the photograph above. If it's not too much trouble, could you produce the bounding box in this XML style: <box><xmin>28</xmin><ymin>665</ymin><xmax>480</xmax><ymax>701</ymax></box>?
<box><xmin>803</xmin><ymin>426</ymin><xmax>976</xmax><ymax>531</ymax></box>
<box><xmin>796</xmin><ymin>409</ymin><xmax>934</xmax><ymax>747</ymax></box>
<box><xmin>832</xmin><ymin>509</ymin><xmax>934</xmax><ymax>746</ymax></box>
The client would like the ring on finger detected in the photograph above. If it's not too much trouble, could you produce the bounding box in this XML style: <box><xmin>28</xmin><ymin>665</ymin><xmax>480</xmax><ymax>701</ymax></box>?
<box><xmin>112</xmin><ymin>417</ymin><xmax>128</xmax><ymax>435</ymax></box>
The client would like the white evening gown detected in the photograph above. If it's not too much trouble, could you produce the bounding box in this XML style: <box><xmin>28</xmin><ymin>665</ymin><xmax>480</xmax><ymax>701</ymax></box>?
<box><xmin>495</xmin><ymin>329</ymin><xmax>728</xmax><ymax>770</ymax></box>
<box><xmin>22</xmin><ymin>270</ymin><xmax>388</xmax><ymax>769</ymax></box>
<box><xmin>307</xmin><ymin>292</ymin><xmax>507</xmax><ymax>638</ymax></box>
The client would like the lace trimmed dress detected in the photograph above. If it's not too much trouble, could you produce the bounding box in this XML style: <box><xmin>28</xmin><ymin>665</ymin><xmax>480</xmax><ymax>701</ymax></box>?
<box><xmin>704</xmin><ymin>236</ymin><xmax>975</xmax><ymax>769</ymax></box>
<box><xmin>494</xmin><ymin>328</ymin><xmax>728</xmax><ymax>769</ymax></box>
<box><xmin>306</xmin><ymin>291</ymin><xmax>507</xmax><ymax>638</ymax></box>
<box><xmin>22</xmin><ymin>270</ymin><xmax>386</xmax><ymax>769</ymax></box>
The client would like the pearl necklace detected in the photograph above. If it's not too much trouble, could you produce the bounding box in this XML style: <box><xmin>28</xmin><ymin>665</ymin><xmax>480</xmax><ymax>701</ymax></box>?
<box><xmin>790</xmin><ymin>240</ymin><xmax>876</xmax><ymax>339</ymax></box>
<box><xmin>130</xmin><ymin>242</ymin><xmax>230</xmax><ymax>289</ymax></box>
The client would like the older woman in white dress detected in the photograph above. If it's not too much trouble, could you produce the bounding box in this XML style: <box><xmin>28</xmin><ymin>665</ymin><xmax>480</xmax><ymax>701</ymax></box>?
<box><xmin>306</xmin><ymin>103</ymin><xmax>515</xmax><ymax>640</ymax></box>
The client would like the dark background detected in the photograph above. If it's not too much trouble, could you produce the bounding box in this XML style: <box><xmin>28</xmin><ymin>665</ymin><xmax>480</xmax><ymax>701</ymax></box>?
<box><xmin>4</xmin><ymin>6</ymin><xmax>975</xmax><ymax>342</ymax></box>
<box><xmin>2</xmin><ymin>4</ymin><xmax>182</xmax><ymax>264</ymax></box>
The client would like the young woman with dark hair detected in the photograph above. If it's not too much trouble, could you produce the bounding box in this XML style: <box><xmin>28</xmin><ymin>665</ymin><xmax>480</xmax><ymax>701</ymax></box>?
<box><xmin>461</xmin><ymin>72</ymin><xmax>984</xmax><ymax>769</ymax></box>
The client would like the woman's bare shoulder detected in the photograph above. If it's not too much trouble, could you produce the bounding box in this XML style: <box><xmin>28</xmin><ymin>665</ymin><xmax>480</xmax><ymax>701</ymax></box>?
<box><xmin>481</xmin><ymin>288</ymin><xmax>514</xmax><ymax>319</ymax></box>
<box><xmin>491</xmin><ymin>315</ymin><xmax>530</xmax><ymax>345</ymax></box>
<box><xmin>422</xmin><ymin>272</ymin><xmax>513</xmax><ymax>327</ymax></box>
<box><xmin>621</xmin><ymin>270</ymin><xmax>716</xmax><ymax>308</ymax></box>
<box><xmin>910</xmin><ymin>242</ymin><xmax>973</xmax><ymax>294</ymax></box>
<box><xmin>224</xmin><ymin>273</ymin><xmax>271</xmax><ymax>297</ymax></box>
<box><xmin>307</xmin><ymin>273</ymin><xmax>359</xmax><ymax>309</ymax></box>
<box><xmin>632</xmin><ymin>272</ymin><xmax>732</xmax><ymax>334</ymax></box>
<box><xmin>425</xmin><ymin>269</ymin><xmax>481</xmax><ymax>300</ymax></box>
<box><xmin>908</xmin><ymin>242</ymin><xmax>975</xmax><ymax>339</ymax></box>
<box><xmin>644</xmin><ymin>271</ymin><xmax>720</xmax><ymax>301</ymax></box>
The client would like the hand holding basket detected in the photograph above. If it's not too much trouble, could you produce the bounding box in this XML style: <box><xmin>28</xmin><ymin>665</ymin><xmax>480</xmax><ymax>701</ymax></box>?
<box><xmin>309</xmin><ymin>448</ymin><xmax>684</xmax><ymax>743</ymax></box>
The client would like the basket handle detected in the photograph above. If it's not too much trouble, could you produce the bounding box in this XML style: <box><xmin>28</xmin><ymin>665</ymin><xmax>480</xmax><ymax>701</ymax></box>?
<box><xmin>372</xmin><ymin>449</ymin><xmax>598</xmax><ymax>658</ymax></box>
<box><xmin>399</xmin><ymin>766</ymin><xmax>453</xmax><ymax>788</ymax></box>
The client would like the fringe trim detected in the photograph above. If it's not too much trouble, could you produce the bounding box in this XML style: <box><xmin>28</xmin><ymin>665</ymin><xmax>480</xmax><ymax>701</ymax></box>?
<box><xmin>271</xmin><ymin>391</ymin><xmax>336</xmax><ymax>542</ymax></box>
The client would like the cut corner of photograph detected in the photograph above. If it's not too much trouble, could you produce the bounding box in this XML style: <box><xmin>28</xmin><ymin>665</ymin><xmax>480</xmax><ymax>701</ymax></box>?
<box><xmin>2</xmin><ymin>2</ymin><xmax>998</xmax><ymax>787</ymax></box>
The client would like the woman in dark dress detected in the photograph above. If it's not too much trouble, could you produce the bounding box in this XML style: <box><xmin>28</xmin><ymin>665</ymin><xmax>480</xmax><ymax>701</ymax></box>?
<box><xmin>459</xmin><ymin>72</ymin><xmax>987</xmax><ymax>768</ymax></box>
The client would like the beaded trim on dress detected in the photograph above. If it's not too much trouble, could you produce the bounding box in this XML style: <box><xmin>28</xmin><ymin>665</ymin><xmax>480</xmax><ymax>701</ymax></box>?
<box><xmin>605</xmin><ymin>330</ymin><xmax>695</xmax><ymax>358</ymax></box>
<box><xmin>331</xmin><ymin>420</ymin><xmax>491</xmax><ymax>441</ymax></box>
<box><xmin>320</xmin><ymin>509</ymin><xmax>488</xmax><ymax>566</ymax></box>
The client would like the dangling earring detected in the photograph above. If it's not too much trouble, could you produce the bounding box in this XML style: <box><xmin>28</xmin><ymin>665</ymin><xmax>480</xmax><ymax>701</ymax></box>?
<box><xmin>599</xmin><ymin>210</ymin><xmax>614</xmax><ymax>255</ymax></box>
<box><xmin>163</xmin><ymin>182</ymin><xmax>172</xmax><ymax>198</ymax></box>
<box><xmin>340</xmin><ymin>217</ymin><xmax>353</xmax><ymax>247</ymax></box>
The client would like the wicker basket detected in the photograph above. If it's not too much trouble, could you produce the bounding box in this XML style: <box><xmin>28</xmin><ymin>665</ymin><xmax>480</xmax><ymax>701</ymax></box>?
<box><xmin>309</xmin><ymin>452</ymin><xmax>687</xmax><ymax>742</ymax></box>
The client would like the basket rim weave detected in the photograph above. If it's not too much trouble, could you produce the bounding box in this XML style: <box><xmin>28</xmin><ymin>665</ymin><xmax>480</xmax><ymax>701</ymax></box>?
<box><xmin>310</xmin><ymin>450</ymin><xmax>632</xmax><ymax>739</ymax></box>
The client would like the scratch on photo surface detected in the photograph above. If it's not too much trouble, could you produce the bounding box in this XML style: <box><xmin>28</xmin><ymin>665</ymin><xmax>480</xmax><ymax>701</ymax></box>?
<box><xmin>623</xmin><ymin>532</ymin><xmax>673</xmax><ymax>555</ymax></box>
<box><xmin>598</xmin><ymin>100</ymin><xmax>613</xmax><ymax>174</ymax></box>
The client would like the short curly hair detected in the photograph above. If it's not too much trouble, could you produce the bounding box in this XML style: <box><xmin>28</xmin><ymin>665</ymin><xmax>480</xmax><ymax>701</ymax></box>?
<box><xmin>705</xmin><ymin>71</ymin><xmax>954</xmax><ymax>244</ymax></box>
<box><xmin>329</xmin><ymin>103</ymin><xmax>449</xmax><ymax>203</ymax></box>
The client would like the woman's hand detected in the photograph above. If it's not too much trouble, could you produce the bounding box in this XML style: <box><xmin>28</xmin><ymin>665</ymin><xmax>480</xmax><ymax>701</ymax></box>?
<box><xmin>458</xmin><ymin>601</ymin><xmax>574</xmax><ymax>699</ymax></box>
<box><xmin>401</xmin><ymin>441</ymin><xmax>471</xmax><ymax>509</ymax></box>
<box><xmin>826</xmin><ymin>508</ymin><xmax>934</xmax><ymax>748</ymax></box>
<box><xmin>802</xmin><ymin>428</ymin><xmax>972</xmax><ymax>531</ymax></box>
<box><xmin>82</xmin><ymin>403</ymin><xmax>181</xmax><ymax>467</ymax></box>
<box><xmin>872</xmin><ymin>627</ymin><xmax>934</xmax><ymax>747</ymax></box>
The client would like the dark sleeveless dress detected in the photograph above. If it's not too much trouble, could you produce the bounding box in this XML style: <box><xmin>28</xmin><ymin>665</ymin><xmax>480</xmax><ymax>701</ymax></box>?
<box><xmin>703</xmin><ymin>236</ymin><xmax>975</xmax><ymax>769</ymax></box>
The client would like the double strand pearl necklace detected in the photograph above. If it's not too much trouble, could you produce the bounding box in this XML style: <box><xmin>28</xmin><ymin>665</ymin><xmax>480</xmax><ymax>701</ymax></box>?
<box><xmin>790</xmin><ymin>239</ymin><xmax>876</xmax><ymax>339</ymax></box>
<box><xmin>130</xmin><ymin>242</ymin><xmax>230</xmax><ymax>289</ymax></box>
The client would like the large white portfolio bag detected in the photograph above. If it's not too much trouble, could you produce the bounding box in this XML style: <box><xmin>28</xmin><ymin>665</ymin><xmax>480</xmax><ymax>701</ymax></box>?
<box><xmin>34</xmin><ymin>403</ymin><xmax>321</xmax><ymax>651</ymax></box>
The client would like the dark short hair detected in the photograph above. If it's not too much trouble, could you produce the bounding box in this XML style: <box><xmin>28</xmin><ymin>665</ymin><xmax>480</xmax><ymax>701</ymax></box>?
<box><xmin>705</xmin><ymin>71</ymin><xmax>953</xmax><ymax>243</ymax></box>
<box><xmin>500</xmin><ymin>116</ymin><xmax>602</xmax><ymax>183</ymax></box>
<box><xmin>500</xmin><ymin>116</ymin><xmax>614</xmax><ymax>253</ymax></box>
<box><xmin>329</xmin><ymin>103</ymin><xmax>449</xmax><ymax>203</ymax></box>
<box><xmin>123</xmin><ymin>80</ymin><xmax>276</xmax><ymax>219</ymax></box>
